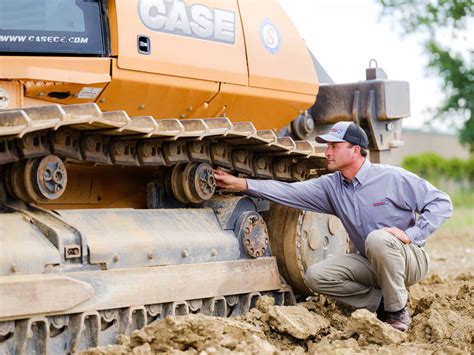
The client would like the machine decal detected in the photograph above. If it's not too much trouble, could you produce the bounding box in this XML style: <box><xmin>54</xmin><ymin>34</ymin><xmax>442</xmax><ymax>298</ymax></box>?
<box><xmin>0</xmin><ymin>35</ymin><xmax>89</xmax><ymax>45</ymax></box>
<box><xmin>260</xmin><ymin>19</ymin><xmax>281</xmax><ymax>54</ymax></box>
<box><xmin>77</xmin><ymin>87</ymin><xmax>102</xmax><ymax>99</ymax></box>
<box><xmin>138</xmin><ymin>0</ymin><xmax>235</xmax><ymax>45</ymax></box>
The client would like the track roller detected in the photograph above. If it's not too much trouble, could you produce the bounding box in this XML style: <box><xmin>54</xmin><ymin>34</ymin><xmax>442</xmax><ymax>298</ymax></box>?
<box><xmin>183</xmin><ymin>162</ymin><xmax>216</xmax><ymax>203</ymax></box>
<box><xmin>166</xmin><ymin>162</ymin><xmax>216</xmax><ymax>204</ymax></box>
<box><xmin>5</xmin><ymin>155</ymin><xmax>67</xmax><ymax>203</ymax></box>
<box><xmin>167</xmin><ymin>163</ymin><xmax>189</xmax><ymax>204</ymax></box>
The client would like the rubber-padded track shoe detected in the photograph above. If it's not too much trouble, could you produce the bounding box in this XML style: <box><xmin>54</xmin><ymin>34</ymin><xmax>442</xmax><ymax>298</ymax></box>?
<box><xmin>384</xmin><ymin>305</ymin><xmax>411</xmax><ymax>332</ymax></box>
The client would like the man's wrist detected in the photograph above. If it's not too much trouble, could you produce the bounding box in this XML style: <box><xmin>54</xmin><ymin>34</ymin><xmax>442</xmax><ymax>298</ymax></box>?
<box><xmin>404</xmin><ymin>227</ymin><xmax>420</xmax><ymax>244</ymax></box>
<box><xmin>245</xmin><ymin>179</ymin><xmax>260</xmax><ymax>197</ymax></box>
<box><xmin>238</xmin><ymin>177</ymin><xmax>248</xmax><ymax>192</ymax></box>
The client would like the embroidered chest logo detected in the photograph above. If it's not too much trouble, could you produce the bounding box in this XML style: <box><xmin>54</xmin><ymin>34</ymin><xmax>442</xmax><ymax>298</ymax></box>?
<box><xmin>373</xmin><ymin>199</ymin><xmax>389</xmax><ymax>207</ymax></box>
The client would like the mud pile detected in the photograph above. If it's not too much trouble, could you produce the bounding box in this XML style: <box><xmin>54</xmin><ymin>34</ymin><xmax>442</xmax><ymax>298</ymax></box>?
<box><xmin>82</xmin><ymin>273</ymin><xmax>473</xmax><ymax>355</ymax></box>
<box><xmin>408</xmin><ymin>273</ymin><xmax>474</xmax><ymax>350</ymax></box>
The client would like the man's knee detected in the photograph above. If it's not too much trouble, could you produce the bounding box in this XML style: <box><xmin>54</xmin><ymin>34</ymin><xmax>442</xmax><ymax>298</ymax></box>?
<box><xmin>365</xmin><ymin>229</ymin><xmax>399</xmax><ymax>256</ymax></box>
<box><xmin>304</xmin><ymin>263</ymin><xmax>324</xmax><ymax>288</ymax></box>
<box><xmin>304</xmin><ymin>262</ymin><xmax>333</xmax><ymax>293</ymax></box>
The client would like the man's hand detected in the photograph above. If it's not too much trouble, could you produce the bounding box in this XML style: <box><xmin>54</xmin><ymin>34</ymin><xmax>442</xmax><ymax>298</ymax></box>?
<box><xmin>213</xmin><ymin>169</ymin><xmax>248</xmax><ymax>192</ymax></box>
<box><xmin>384</xmin><ymin>227</ymin><xmax>411</xmax><ymax>244</ymax></box>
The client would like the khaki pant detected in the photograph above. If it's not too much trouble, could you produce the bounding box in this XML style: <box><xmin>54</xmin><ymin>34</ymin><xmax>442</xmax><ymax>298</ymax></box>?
<box><xmin>304</xmin><ymin>229</ymin><xmax>430</xmax><ymax>312</ymax></box>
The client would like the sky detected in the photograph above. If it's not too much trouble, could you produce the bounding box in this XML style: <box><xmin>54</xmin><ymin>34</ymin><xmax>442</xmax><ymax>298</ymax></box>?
<box><xmin>278</xmin><ymin>0</ymin><xmax>446</xmax><ymax>130</ymax></box>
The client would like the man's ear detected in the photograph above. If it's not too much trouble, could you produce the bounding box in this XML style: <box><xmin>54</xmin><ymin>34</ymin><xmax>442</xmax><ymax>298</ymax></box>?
<box><xmin>353</xmin><ymin>145</ymin><xmax>361</xmax><ymax>156</ymax></box>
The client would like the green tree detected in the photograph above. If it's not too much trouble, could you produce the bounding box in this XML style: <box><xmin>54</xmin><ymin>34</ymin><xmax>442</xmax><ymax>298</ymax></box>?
<box><xmin>377</xmin><ymin>0</ymin><xmax>474</xmax><ymax>152</ymax></box>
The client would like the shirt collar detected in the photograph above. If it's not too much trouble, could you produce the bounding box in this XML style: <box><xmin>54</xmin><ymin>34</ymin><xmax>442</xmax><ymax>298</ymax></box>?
<box><xmin>340</xmin><ymin>159</ymin><xmax>371</xmax><ymax>186</ymax></box>
<box><xmin>353</xmin><ymin>159</ymin><xmax>371</xmax><ymax>185</ymax></box>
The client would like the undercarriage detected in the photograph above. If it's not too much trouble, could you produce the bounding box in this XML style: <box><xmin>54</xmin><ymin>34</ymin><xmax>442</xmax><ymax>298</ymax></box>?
<box><xmin>0</xmin><ymin>103</ymin><xmax>350</xmax><ymax>354</ymax></box>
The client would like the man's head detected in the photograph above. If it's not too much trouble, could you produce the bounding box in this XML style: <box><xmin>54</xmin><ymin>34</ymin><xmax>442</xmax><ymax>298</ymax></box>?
<box><xmin>316</xmin><ymin>122</ymin><xmax>369</xmax><ymax>148</ymax></box>
<box><xmin>316</xmin><ymin>122</ymin><xmax>368</xmax><ymax>172</ymax></box>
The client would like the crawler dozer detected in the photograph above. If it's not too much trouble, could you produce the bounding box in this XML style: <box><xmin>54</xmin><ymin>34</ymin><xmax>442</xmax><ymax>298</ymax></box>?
<box><xmin>0</xmin><ymin>0</ymin><xmax>410</xmax><ymax>353</ymax></box>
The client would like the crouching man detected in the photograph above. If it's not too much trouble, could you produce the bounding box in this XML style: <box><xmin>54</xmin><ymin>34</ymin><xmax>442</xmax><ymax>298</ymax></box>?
<box><xmin>214</xmin><ymin>122</ymin><xmax>453</xmax><ymax>332</ymax></box>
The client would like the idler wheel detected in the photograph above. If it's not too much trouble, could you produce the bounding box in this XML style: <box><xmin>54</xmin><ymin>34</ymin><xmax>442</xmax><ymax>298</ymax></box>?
<box><xmin>291</xmin><ymin>112</ymin><xmax>316</xmax><ymax>140</ymax></box>
<box><xmin>182</xmin><ymin>162</ymin><xmax>216</xmax><ymax>203</ymax></box>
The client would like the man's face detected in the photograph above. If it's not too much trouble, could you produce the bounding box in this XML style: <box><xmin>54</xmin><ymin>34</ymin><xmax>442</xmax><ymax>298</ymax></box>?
<box><xmin>325</xmin><ymin>142</ymin><xmax>356</xmax><ymax>172</ymax></box>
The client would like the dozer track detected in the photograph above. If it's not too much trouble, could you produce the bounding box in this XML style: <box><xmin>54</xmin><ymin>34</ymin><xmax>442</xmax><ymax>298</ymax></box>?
<box><xmin>0</xmin><ymin>103</ymin><xmax>326</xmax><ymax>189</ymax></box>
<box><xmin>0</xmin><ymin>259</ymin><xmax>294</xmax><ymax>354</ymax></box>
<box><xmin>0</xmin><ymin>103</ymin><xmax>344</xmax><ymax>354</ymax></box>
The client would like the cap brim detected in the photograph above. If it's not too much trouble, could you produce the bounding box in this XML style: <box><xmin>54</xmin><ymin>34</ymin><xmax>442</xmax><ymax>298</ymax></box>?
<box><xmin>315</xmin><ymin>134</ymin><xmax>346</xmax><ymax>144</ymax></box>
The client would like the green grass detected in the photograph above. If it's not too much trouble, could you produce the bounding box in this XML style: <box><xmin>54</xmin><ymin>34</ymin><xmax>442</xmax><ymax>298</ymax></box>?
<box><xmin>449</xmin><ymin>188</ymin><xmax>474</xmax><ymax>208</ymax></box>
<box><xmin>441</xmin><ymin>187</ymin><xmax>473</xmax><ymax>232</ymax></box>
<box><xmin>443</xmin><ymin>206</ymin><xmax>474</xmax><ymax>231</ymax></box>
<box><xmin>426</xmin><ymin>205</ymin><xmax>474</xmax><ymax>276</ymax></box>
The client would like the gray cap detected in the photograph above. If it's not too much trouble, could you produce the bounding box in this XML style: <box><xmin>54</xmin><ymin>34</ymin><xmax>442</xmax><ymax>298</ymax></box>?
<box><xmin>316</xmin><ymin>122</ymin><xmax>369</xmax><ymax>149</ymax></box>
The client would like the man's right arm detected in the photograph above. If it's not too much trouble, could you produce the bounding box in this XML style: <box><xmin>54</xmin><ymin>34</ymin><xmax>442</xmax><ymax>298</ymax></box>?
<box><xmin>213</xmin><ymin>169</ymin><xmax>248</xmax><ymax>191</ymax></box>
<box><xmin>214</xmin><ymin>170</ymin><xmax>335</xmax><ymax>214</ymax></box>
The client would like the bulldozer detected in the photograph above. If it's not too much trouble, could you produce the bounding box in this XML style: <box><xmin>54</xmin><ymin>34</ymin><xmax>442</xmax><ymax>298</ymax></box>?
<box><xmin>0</xmin><ymin>0</ymin><xmax>410</xmax><ymax>353</ymax></box>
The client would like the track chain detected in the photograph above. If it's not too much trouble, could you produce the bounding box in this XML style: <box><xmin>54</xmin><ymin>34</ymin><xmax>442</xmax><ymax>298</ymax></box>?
<box><xmin>0</xmin><ymin>103</ymin><xmax>326</xmax><ymax>186</ymax></box>
<box><xmin>0</xmin><ymin>289</ymin><xmax>294</xmax><ymax>354</ymax></box>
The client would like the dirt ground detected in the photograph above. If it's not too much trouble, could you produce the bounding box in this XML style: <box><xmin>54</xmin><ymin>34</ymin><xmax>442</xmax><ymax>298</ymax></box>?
<box><xmin>82</xmin><ymin>208</ymin><xmax>474</xmax><ymax>355</ymax></box>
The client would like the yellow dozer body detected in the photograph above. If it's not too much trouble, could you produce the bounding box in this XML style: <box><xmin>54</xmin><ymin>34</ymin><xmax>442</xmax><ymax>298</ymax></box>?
<box><xmin>0</xmin><ymin>1</ymin><xmax>410</xmax><ymax>353</ymax></box>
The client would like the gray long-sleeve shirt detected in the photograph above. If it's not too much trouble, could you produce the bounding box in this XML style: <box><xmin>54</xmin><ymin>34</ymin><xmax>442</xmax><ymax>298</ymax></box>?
<box><xmin>246</xmin><ymin>159</ymin><xmax>453</xmax><ymax>256</ymax></box>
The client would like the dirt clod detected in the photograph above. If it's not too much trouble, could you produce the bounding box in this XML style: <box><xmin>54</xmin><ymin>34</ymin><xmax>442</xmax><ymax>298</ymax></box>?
<box><xmin>345</xmin><ymin>309</ymin><xmax>407</xmax><ymax>345</ymax></box>
<box><xmin>267</xmin><ymin>305</ymin><xmax>330</xmax><ymax>340</ymax></box>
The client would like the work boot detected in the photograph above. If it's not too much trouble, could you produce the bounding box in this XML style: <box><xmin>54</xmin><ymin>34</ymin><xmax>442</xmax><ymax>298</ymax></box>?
<box><xmin>384</xmin><ymin>305</ymin><xmax>411</xmax><ymax>332</ymax></box>
<box><xmin>376</xmin><ymin>298</ymin><xmax>385</xmax><ymax>321</ymax></box>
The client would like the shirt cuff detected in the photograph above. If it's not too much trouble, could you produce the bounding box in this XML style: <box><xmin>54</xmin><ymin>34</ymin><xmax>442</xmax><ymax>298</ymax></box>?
<box><xmin>405</xmin><ymin>226</ymin><xmax>424</xmax><ymax>246</ymax></box>
<box><xmin>245</xmin><ymin>179</ymin><xmax>261</xmax><ymax>197</ymax></box>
